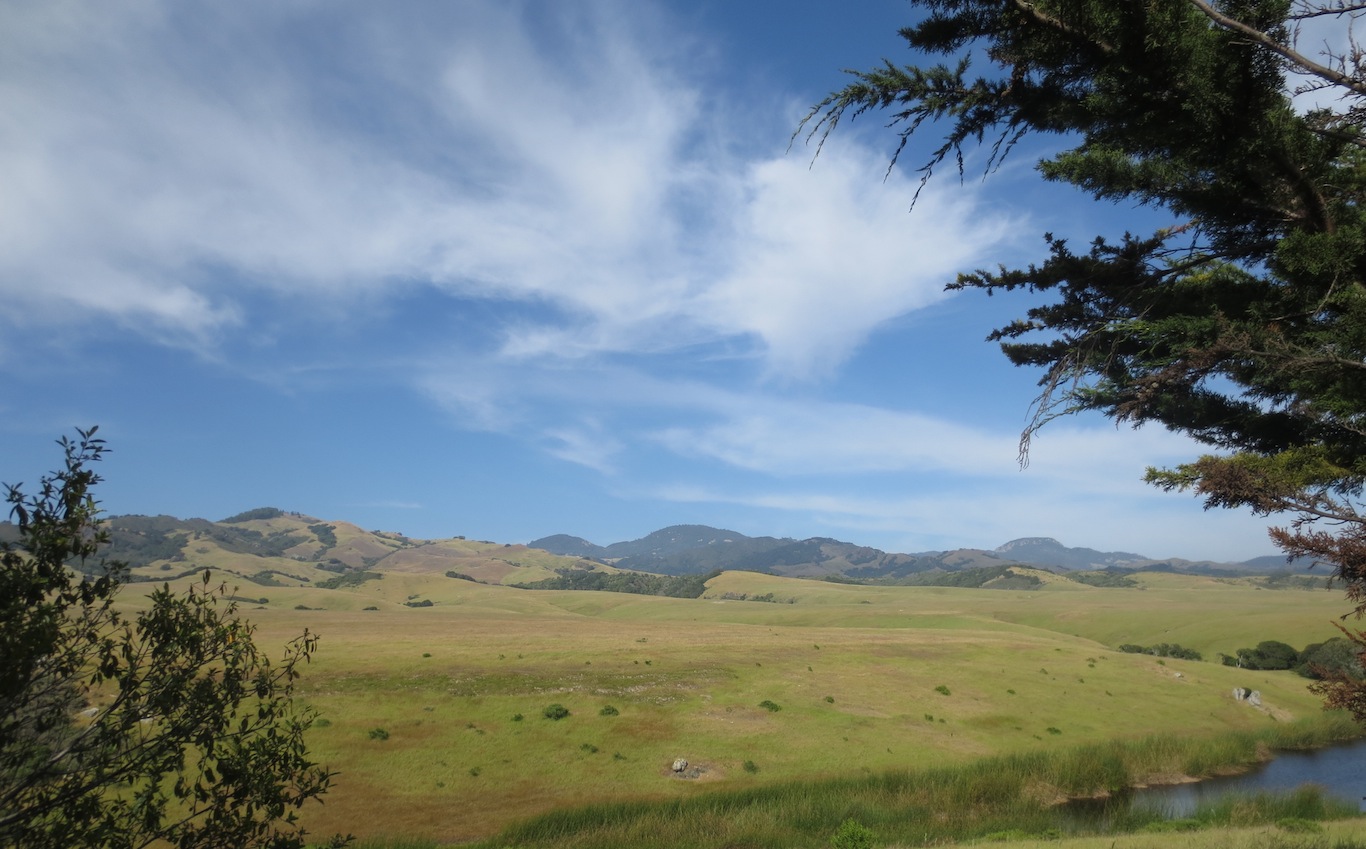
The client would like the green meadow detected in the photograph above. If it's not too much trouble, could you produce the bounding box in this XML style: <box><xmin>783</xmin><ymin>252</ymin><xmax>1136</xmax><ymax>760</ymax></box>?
<box><xmin>146</xmin><ymin>565</ymin><xmax>1366</xmax><ymax>847</ymax></box>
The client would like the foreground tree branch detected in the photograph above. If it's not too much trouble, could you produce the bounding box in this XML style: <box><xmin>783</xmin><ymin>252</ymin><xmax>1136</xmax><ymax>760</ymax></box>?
<box><xmin>0</xmin><ymin>429</ymin><xmax>347</xmax><ymax>849</ymax></box>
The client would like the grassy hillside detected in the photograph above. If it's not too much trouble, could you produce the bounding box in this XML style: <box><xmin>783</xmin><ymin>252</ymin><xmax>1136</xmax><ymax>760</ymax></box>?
<box><xmin>117</xmin><ymin>567</ymin><xmax>1362</xmax><ymax>846</ymax></box>
<box><xmin>101</xmin><ymin>511</ymin><xmax>600</xmax><ymax>589</ymax></box>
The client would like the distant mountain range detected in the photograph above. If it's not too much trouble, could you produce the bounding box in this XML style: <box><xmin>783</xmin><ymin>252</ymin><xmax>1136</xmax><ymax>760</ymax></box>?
<box><xmin>529</xmin><ymin>525</ymin><xmax>1308</xmax><ymax>579</ymax></box>
<box><xmin>4</xmin><ymin>507</ymin><xmax>1313</xmax><ymax>589</ymax></box>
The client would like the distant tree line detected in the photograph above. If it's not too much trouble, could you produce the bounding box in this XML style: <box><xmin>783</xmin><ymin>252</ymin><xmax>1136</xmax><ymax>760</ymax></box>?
<box><xmin>899</xmin><ymin>565</ymin><xmax>1043</xmax><ymax>590</ymax></box>
<box><xmin>1118</xmin><ymin>643</ymin><xmax>1203</xmax><ymax>661</ymax></box>
<box><xmin>308</xmin><ymin>523</ymin><xmax>337</xmax><ymax>547</ymax></box>
<box><xmin>315</xmin><ymin>570</ymin><xmax>381</xmax><ymax>590</ymax></box>
<box><xmin>516</xmin><ymin>569</ymin><xmax>719</xmax><ymax>598</ymax></box>
<box><xmin>220</xmin><ymin>507</ymin><xmax>285</xmax><ymax>523</ymax></box>
<box><xmin>1221</xmin><ymin>638</ymin><xmax>1363</xmax><ymax>680</ymax></box>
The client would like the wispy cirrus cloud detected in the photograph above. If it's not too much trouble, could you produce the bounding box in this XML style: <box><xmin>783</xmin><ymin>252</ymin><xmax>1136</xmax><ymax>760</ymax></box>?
<box><xmin>0</xmin><ymin>0</ymin><xmax>1012</xmax><ymax>382</ymax></box>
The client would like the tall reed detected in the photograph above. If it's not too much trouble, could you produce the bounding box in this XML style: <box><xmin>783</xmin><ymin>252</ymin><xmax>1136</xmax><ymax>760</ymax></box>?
<box><xmin>478</xmin><ymin>716</ymin><xmax>1362</xmax><ymax>849</ymax></box>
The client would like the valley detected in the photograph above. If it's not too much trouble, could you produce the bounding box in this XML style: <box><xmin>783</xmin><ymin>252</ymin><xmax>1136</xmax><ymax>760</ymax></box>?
<box><xmin>76</xmin><ymin>510</ymin><xmax>1365</xmax><ymax>846</ymax></box>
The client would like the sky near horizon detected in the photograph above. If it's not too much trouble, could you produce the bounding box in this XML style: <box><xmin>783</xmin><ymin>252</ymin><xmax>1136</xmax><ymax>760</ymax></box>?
<box><xmin>0</xmin><ymin>0</ymin><xmax>1297</xmax><ymax>562</ymax></box>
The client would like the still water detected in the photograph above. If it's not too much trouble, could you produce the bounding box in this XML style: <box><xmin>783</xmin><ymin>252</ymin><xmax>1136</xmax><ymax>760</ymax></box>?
<box><xmin>1134</xmin><ymin>738</ymin><xmax>1366</xmax><ymax>816</ymax></box>
<box><xmin>1085</xmin><ymin>738</ymin><xmax>1366</xmax><ymax>819</ymax></box>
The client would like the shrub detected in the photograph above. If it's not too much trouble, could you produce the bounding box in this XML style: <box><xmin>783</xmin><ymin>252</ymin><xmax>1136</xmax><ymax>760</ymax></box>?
<box><xmin>935</xmin><ymin>684</ymin><xmax>951</xmax><ymax>696</ymax></box>
<box><xmin>512</xmin><ymin>713</ymin><xmax>524</xmax><ymax>722</ymax></box>
<box><xmin>758</xmin><ymin>700</ymin><xmax>782</xmax><ymax>712</ymax></box>
<box><xmin>368</xmin><ymin>728</ymin><xmax>390</xmax><ymax>741</ymax></box>
<box><xmin>830</xmin><ymin>817</ymin><xmax>875</xmax><ymax>849</ymax></box>
<box><xmin>315</xmin><ymin>570</ymin><xmax>382</xmax><ymax>590</ymax></box>
<box><xmin>221</xmin><ymin>506</ymin><xmax>284</xmax><ymax>523</ymax></box>
<box><xmin>743</xmin><ymin>760</ymin><xmax>759</xmax><ymax>773</ymax></box>
<box><xmin>543</xmin><ymin>703</ymin><xmax>570</xmax><ymax>720</ymax></box>
<box><xmin>599</xmin><ymin>705</ymin><xmax>619</xmax><ymax>716</ymax></box>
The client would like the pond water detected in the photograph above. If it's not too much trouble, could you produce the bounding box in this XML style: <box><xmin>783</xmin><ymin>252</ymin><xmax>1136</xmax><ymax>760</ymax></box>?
<box><xmin>1072</xmin><ymin>738</ymin><xmax>1366</xmax><ymax>821</ymax></box>
<box><xmin>1134</xmin><ymin>738</ymin><xmax>1366</xmax><ymax>816</ymax></box>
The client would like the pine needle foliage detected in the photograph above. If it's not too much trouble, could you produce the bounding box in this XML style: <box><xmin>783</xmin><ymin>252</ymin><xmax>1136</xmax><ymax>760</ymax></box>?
<box><xmin>801</xmin><ymin>0</ymin><xmax>1366</xmax><ymax>721</ymax></box>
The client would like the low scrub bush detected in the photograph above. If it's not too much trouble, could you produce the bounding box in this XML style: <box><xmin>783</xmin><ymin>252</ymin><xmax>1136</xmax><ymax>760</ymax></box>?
<box><xmin>830</xmin><ymin>818</ymin><xmax>875</xmax><ymax>849</ymax></box>
<box><xmin>543</xmin><ymin>703</ymin><xmax>570</xmax><ymax>720</ymax></box>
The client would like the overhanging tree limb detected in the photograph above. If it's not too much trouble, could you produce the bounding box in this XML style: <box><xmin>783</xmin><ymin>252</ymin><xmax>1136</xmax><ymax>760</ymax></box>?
<box><xmin>1184</xmin><ymin>0</ymin><xmax>1366</xmax><ymax>98</ymax></box>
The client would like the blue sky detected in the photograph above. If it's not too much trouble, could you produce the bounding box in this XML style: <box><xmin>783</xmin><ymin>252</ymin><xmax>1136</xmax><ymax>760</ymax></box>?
<box><xmin>0</xmin><ymin>0</ymin><xmax>1293</xmax><ymax>561</ymax></box>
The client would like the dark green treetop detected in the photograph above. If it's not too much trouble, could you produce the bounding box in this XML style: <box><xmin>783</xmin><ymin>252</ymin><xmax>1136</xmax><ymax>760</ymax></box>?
<box><xmin>801</xmin><ymin>0</ymin><xmax>1366</xmax><ymax>715</ymax></box>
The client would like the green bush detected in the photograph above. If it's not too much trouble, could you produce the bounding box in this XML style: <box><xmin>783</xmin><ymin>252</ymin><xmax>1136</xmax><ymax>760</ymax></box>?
<box><xmin>935</xmin><ymin>684</ymin><xmax>951</xmax><ymax>696</ymax></box>
<box><xmin>599</xmin><ymin>705</ymin><xmax>619</xmax><ymax>716</ymax></box>
<box><xmin>543</xmin><ymin>703</ymin><xmax>570</xmax><ymax>720</ymax></box>
<box><xmin>758</xmin><ymin>700</ymin><xmax>782</xmax><ymax>712</ymax></box>
<box><xmin>742</xmin><ymin>760</ymin><xmax>759</xmax><ymax>773</ymax></box>
<box><xmin>368</xmin><ymin>728</ymin><xmax>390</xmax><ymax>741</ymax></box>
<box><xmin>830</xmin><ymin>817</ymin><xmax>875</xmax><ymax>849</ymax></box>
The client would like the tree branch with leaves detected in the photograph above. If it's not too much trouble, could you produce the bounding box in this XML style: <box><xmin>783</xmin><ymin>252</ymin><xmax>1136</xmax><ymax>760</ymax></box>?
<box><xmin>0</xmin><ymin>428</ymin><xmax>346</xmax><ymax>849</ymax></box>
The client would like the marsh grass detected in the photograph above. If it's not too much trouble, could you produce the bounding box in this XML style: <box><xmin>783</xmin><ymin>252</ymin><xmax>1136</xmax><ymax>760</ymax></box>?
<box><xmin>479</xmin><ymin>724</ymin><xmax>1363</xmax><ymax>849</ymax></box>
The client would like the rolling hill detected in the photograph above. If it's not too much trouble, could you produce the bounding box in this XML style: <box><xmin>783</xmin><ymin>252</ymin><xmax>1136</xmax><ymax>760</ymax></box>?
<box><xmin>5</xmin><ymin>508</ymin><xmax>1311</xmax><ymax>592</ymax></box>
<box><xmin>529</xmin><ymin>525</ymin><xmax>1304</xmax><ymax>578</ymax></box>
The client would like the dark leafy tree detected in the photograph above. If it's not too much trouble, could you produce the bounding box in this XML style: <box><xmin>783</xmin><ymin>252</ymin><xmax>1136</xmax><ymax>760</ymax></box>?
<box><xmin>0</xmin><ymin>429</ymin><xmax>344</xmax><ymax>849</ymax></box>
<box><xmin>801</xmin><ymin>0</ymin><xmax>1366</xmax><ymax>719</ymax></box>
<box><xmin>1297</xmin><ymin>636</ymin><xmax>1365</xmax><ymax>678</ymax></box>
<box><xmin>1232</xmin><ymin>639</ymin><xmax>1302</xmax><ymax>669</ymax></box>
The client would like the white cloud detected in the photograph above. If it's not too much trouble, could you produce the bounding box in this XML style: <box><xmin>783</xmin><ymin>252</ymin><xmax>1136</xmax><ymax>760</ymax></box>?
<box><xmin>654</xmin><ymin>399</ymin><xmax>1016</xmax><ymax>475</ymax></box>
<box><xmin>697</xmin><ymin>151</ymin><xmax>1015</xmax><ymax>378</ymax></box>
<box><xmin>0</xmin><ymin>0</ymin><xmax>1012</xmax><ymax>380</ymax></box>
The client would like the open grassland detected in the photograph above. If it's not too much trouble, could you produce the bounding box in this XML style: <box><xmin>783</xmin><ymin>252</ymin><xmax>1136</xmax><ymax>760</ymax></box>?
<box><xmin>133</xmin><ymin>569</ymin><xmax>1363</xmax><ymax>845</ymax></box>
